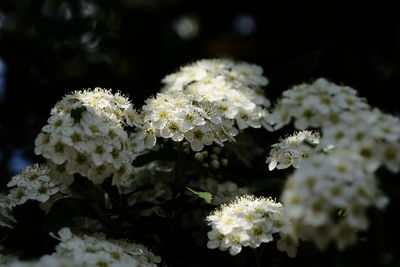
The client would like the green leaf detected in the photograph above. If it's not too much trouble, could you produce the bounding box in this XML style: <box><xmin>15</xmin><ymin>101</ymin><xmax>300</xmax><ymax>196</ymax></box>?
<box><xmin>186</xmin><ymin>187</ymin><xmax>213</xmax><ymax>204</ymax></box>
<box><xmin>115</xmin><ymin>202</ymin><xmax>156</xmax><ymax>216</ymax></box>
<box><xmin>70</xmin><ymin>106</ymin><xmax>87</xmax><ymax>122</ymax></box>
<box><xmin>337</xmin><ymin>208</ymin><xmax>347</xmax><ymax>217</ymax></box>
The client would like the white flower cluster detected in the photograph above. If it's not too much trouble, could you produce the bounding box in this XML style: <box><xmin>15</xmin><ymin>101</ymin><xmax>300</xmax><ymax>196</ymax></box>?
<box><xmin>270</xmin><ymin>78</ymin><xmax>369</xmax><ymax>130</ymax></box>
<box><xmin>270</xmin><ymin>78</ymin><xmax>400</xmax><ymax>250</ymax></box>
<box><xmin>319</xmin><ymin>108</ymin><xmax>400</xmax><ymax>173</ymax></box>
<box><xmin>271</xmin><ymin>78</ymin><xmax>400</xmax><ymax>174</ymax></box>
<box><xmin>162</xmin><ymin>59</ymin><xmax>269</xmax><ymax>93</ymax></box>
<box><xmin>132</xmin><ymin>59</ymin><xmax>272</xmax><ymax>152</ymax></box>
<box><xmin>281</xmin><ymin>152</ymin><xmax>388</xmax><ymax>250</ymax></box>
<box><xmin>267</xmin><ymin>130</ymin><xmax>320</xmax><ymax>170</ymax></box>
<box><xmin>5</xmin><ymin>227</ymin><xmax>161</xmax><ymax>267</ymax></box>
<box><xmin>206</xmin><ymin>195</ymin><xmax>298</xmax><ymax>257</ymax></box>
<box><xmin>0</xmin><ymin>164</ymin><xmax>62</xmax><ymax>228</ymax></box>
<box><xmin>6</xmin><ymin>164</ymin><xmax>60</xmax><ymax>207</ymax></box>
<box><xmin>34</xmin><ymin>88</ymin><xmax>136</xmax><ymax>186</ymax></box>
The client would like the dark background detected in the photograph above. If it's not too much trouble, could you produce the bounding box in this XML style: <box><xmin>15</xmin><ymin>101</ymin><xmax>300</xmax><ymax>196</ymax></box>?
<box><xmin>1</xmin><ymin>1</ymin><xmax>400</xmax><ymax>266</ymax></box>
<box><xmin>1</xmin><ymin>1</ymin><xmax>400</xmax><ymax>178</ymax></box>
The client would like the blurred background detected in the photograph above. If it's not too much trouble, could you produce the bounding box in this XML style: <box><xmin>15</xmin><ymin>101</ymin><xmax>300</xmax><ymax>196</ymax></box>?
<box><xmin>1</xmin><ymin>1</ymin><xmax>400</xmax><ymax>265</ymax></box>
<box><xmin>1</xmin><ymin>0</ymin><xmax>400</xmax><ymax>179</ymax></box>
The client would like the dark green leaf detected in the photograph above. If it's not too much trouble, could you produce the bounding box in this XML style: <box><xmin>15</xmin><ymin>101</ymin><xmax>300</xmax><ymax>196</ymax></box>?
<box><xmin>115</xmin><ymin>202</ymin><xmax>156</xmax><ymax>216</ymax></box>
<box><xmin>70</xmin><ymin>106</ymin><xmax>87</xmax><ymax>122</ymax></box>
<box><xmin>45</xmin><ymin>197</ymin><xmax>88</xmax><ymax>232</ymax></box>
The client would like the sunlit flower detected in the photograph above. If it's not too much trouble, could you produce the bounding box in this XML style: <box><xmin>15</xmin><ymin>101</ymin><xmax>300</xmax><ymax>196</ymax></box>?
<box><xmin>206</xmin><ymin>195</ymin><xmax>298</xmax><ymax>257</ymax></box>
<box><xmin>34</xmin><ymin>88</ymin><xmax>136</xmax><ymax>186</ymax></box>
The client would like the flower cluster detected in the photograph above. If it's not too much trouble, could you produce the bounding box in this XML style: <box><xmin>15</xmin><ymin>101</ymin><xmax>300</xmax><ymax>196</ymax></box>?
<box><xmin>132</xmin><ymin>59</ymin><xmax>272</xmax><ymax>152</ymax></box>
<box><xmin>34</xmin><ymin>88</ymin><xmax>136</xmax><ymax>187</ymax></box>
<box><xmin>267</xmin><ymin>130</ymin><xmax>320</xmax><ymax>170</ymax></box>
<box><xmin>270</xmin><ymin>78</ymin><xmax>400</xmax><ymax>175</ymax></box>
<box><xmin>132</xmin><ymin>90</ymin><xmax>229</xmax><ymax>152</ymax></box>
<box><xmin>5</xmin><ymin>227</ymin><xmax>161</xmax><ymax>267</ymax></box>
<box><xmin>162</xmin><ymin>58</ymin><xmax>269</xmax><ymax>93</ymax></box>
<box><xmin>269</xmin><ymin>78</ymin><xmax>400</xmax><ymax>250</ymax></box>
<box><xmin>6</xmin><ymin>164</ymin><xmax>61</xmax><ymax>207</ymax></box>
<box><xmin>0</xmin><ymin>164</ymin><xmax>62</xmax><ymax>228</ymax></box>
<box><xmin>206</xmin><ymin>195</ymin><xmax>298</xmax><ymax>257</ymax></box>
<box><xmin>270</xmin><ymin>78</ymin><xmax>369</xmax><ymax>130</ymax></box>
<box><xmin>281</xmin><ymin>152</ymin><xmax>388</xmax><ymax>250</ymax></box>
<box><xmin>319</xmin><ymin>108</ymin><xmax>400</xmax><ymax>173</ymax></box>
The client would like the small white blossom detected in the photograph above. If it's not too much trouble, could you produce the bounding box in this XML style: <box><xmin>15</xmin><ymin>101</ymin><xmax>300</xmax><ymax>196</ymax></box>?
<box><xmin>267</xmin><ymin>130</ymin><xmax>320</xmax><ymax>170</ymax></box>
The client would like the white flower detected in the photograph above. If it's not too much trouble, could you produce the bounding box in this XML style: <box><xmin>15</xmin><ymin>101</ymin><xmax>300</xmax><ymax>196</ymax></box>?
<box><xmin>47</xmin><ymin>114</ymin><xmax>74</xmax><ymax>133</ymax></box>
<box><xmin>269</xmin><ymin>102</ymin><xmax>291</xmax><ymax>130</ymax></box>
<box><xmin>87</xmin><ymin>164</ymin><xmax>115</xmax><ymax>184</ymax></box>
<box><xmin>235</xmin><ymin>109</ymin><xmax>261</xmax><ymax>130</ymax></box>
<box><xmin>48</xmin><ymin>162</ymin><xmax>74</xmax><ymax>185</ymax></box>
<box><xmin>277</xmin><ymin>233</ymin><xmax>299</xmax><ymax>258</ymax></box>
<box><xmin>177</xmin><ymin>107</ymin><xmax>206</xmax><ymax>131</ymax></box>
<box><xmin>184</xmin><ymin>125</ymin><xmax>214</xmax><ymax>151</ymax></box>
<box><xmin>80</xmin><ymin>111</ymin><xmax>110</xmax><ymax>137</ymax></box>
<box><xmin>267</xmin><ymin>130</ymin><xmax>320</xmax><ymax>170</ymax></box>
<box><xmin>160</xmin><ymin>120</ymin><xmax>185</xmax><ymax>141</ymax></box>
<box><xmin>206</xmin><ymin>195</ymin><xmax>298</xmax><ymax>257</ymax></box>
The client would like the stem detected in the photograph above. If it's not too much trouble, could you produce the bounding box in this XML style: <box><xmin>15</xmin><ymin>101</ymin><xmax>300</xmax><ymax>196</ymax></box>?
<box><xmin>174</xmin><ymin>142</ymin><xmax>185</xmax><ymax>186</ymax></box>
<box><xmin>83</xmin><ymin>178</ymin><xmax>118</xmax><ymax>232</ymax></box>
<box><xmin>101</xmin><ymin>177</ymin><xmax>121</xmax><ymax>209</ymax></box>
<box><xmin>165</xmin><ymin>143</ymin><xmax>186</xmax><ymax>265</ymax></box>
<box><xmin>253</xmin><ymin>245</ymin><xmax>268</xmax><ymax>267</ymax></box>
<box><xmin>253</xmin><ymin>248</ymin><xmax>262</xmax><ymax>267</ymax></box>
